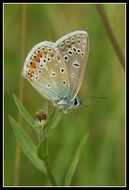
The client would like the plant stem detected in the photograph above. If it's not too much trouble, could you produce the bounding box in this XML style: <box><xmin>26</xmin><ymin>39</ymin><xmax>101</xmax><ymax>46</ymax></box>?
<box><xmin>14</xmin><ymin>4</ymin><xmax>27</xmax><ymax>185</ymax></box>
<box><xmin>96</xmin><ymin>4</ymin><xmax>125</xmax><ymax>70</ymax></box>
<box><xmin>44</xmin><ymin>159</ymin><xmax>57</xmax><ymax>186</ymax></box>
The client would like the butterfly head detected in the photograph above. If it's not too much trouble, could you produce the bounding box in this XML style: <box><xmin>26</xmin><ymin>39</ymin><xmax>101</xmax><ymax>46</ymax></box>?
<box><xmin>55</xmin><ymin>96</ymin><xmax>81</xmax><ymax>113</ymax></box>
<box><xmin>72</xmin><ymin>96</ymin><xmax>81</xmax><ymax>108</ymax></box>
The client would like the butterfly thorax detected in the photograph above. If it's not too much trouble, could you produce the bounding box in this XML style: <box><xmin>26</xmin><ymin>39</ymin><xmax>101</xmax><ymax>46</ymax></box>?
<box><xmin>54</xmin><ymin>96</ymin><xmax>81</xmax><ymax>113</ymax></box>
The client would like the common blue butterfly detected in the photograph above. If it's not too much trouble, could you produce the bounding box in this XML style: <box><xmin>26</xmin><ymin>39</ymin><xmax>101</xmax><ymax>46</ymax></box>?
<box><xmin>23</xmin><ymin>31</ymin><xmax>89</xmax><ymax>113</ymax></box>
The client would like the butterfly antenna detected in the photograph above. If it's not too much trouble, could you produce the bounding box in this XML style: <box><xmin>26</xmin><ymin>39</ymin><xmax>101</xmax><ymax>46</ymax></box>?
<box><xmin>83</xmin><ymin>104</ymin><xmax>88</xmax><ymax>108</ymax></box>
<box><xmin>86</xmin><ymin>96</ymin><xmax>109</xmax><ymax>100</ymax></box>
<box><xmin>80</xmin><ymin>96</ymin><xmax>109</xmax><ymax>109</ymax></box>
<box><xmin>80</xmin><ymin>99</ymin><xmax>88</xmax><ymax>109</ymax></box>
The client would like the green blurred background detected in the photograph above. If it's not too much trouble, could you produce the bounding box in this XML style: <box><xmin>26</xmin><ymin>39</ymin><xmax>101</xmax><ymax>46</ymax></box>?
<box><xmin>4</xmin><ymin>3</ymin><xmax>125</xmax><ymax>186</ymax></box>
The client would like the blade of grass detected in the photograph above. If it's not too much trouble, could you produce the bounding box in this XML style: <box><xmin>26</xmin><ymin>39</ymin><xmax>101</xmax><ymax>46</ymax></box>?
<box><xmin>64</xmin><ymin>133</ymin><xmax>89</xmax><ymax>186</ymax></box>
<box><xmin>14</xmin><ymin>4</ymin><xmax>27</xmax><ymax>185</ymax></box>
<box><xmin>13</xmin><ymin>94</ymin><xmax>35</xmax><ymax>129</ymax></box>
<box><xmin>9</xmin><ymin>115</ymin><xmax>47</xmax><ymax>175</ymax></box>
<box><xmin>96</xmin><ymin>4</ymin><xmax>125</xmax><ymax>70</ymax></box>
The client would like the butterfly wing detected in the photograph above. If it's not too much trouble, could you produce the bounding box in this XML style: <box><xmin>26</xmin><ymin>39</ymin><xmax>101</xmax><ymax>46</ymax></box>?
<box><xmin>54</xmin><ymin>31</ymin><xmax>89</xmax><ymax>100</ymax></box>
<box><xmin>23</xmin><ymin>41</ymin><xmax>70</xmax><ymax>102</ymax></box>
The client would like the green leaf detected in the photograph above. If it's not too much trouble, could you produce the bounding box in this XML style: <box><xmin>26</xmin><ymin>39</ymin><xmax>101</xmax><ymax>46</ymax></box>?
<box><xmin>64</xmin><ymin>133</ymin><xmax>89</xmax><ymax>186</ymax></box>
<box><xmin>9</xmin><ymin>115</ymin><xmax>47</xmax><ymax>175</ymax></box>
<box><xmin>13</xmin><ymin>94</ymin><xmax>35</xmax><ymax>129</ymax></box>
<box><xmin>37</xmin><ymin>138</ymin><xmax>48</xmax><ymax>161</ymax></box>
<box><xmin>43</xmin><ymin>110</ymin><xmax>63</xmax><ymax>138</ymax></box>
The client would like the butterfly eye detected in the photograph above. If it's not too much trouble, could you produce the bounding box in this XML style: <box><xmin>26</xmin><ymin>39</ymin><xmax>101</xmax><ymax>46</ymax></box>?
<box><xmin>73</xmin><ymin>98</ymin><xmax>80</xmax><ymax>106</ymax></box>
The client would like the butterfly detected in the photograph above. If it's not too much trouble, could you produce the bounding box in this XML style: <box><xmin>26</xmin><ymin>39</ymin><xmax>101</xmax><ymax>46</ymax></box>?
<box><xmin>22</xmin><ymin>31</ymin><xmax>89</xmax><ymax>113</ymax></box>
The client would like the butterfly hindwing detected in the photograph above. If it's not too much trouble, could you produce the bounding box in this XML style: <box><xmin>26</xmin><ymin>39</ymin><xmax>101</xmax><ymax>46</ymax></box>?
<box><xmin>23</xmin><ymin>41</ymin><xmax>70</xmax><ymax>102</ymax></box>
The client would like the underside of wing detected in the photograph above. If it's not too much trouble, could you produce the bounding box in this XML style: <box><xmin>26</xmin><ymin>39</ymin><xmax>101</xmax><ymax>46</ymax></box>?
<box><xmin>54</xmin><ymin>31</ymin><xmax>89</xmax><ymax>100</ymax></box>
<box><xmin>23</xmin><ymin>41</ymin><xmax>70</xmax><ymax>102</ymax></box>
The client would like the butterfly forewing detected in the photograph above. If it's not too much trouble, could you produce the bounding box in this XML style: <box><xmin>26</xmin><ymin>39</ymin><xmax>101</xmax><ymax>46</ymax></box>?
<box><xmin>23</xmin><ymin>41</ymin><xmax>70</xmax><ymax>102</ymax></box>
<box><xmin>54</xmin><ymin>31</ymin><xmax>89</xmax><ymax>100</ymax></box>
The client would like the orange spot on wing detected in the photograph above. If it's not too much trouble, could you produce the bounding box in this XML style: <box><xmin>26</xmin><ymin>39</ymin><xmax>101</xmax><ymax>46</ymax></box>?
<box><xmin>37</xmin><ymin>52</ymin><xmax>43</xmax><ymax>57</ymax></box>
<box><xmin>43</xmin><ymin>50</ymin><xmax>47</xmax><ymax>54</ymax></box>
<box><xmin>29</xmin><ymin>62</ymin><xmax>36</xmax><ymax>68</ymax></box>
<box><xmin>34</xmin><ymin>56</ymin><xmax>40</xmax><ymax>62</ymax></box>
<box><xmin>33</xmin><ymin>51</ymin><xmax>46</xmax><ymax>62</ymax></box>
<box><xmin>41</xmin><ymin>51</ymin><xmax>45</xmax><ymax>56</ymax></box>
<box><xmin>27</xmin><ymin>70</ymin><xmax>34</xmax><ymax>78</ymax></box>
